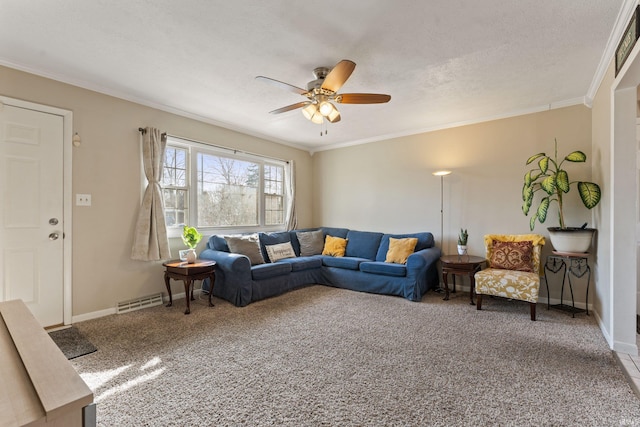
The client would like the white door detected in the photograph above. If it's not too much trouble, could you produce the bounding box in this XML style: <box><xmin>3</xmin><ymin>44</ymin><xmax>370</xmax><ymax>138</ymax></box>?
<box><xmin>0</xmin><ymin>104</ymin><xmax>64</xmax><ymax>327</ymax></box>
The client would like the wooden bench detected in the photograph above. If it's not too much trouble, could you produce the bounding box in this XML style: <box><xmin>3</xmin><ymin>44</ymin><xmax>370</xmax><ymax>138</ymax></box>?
<box><xmin>0</xmin><ymin>300</ymin><xmax>95</xmax><ymax>426</ymax></box>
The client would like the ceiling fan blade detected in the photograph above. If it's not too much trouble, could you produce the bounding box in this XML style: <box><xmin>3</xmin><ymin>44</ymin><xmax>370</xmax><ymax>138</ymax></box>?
<box><xmin>268</xmin><ymin>102</ymin><xmax>309</xmax><ymax>114</ymax></box>
<box><xmin>321</xmin><ymin>59</ymin><xmax>356</xmax><ymax>93</ymax></box>
<box><xmin>255</xmin><ymin>76</ymin><xmax>308</xmax><ymax>96</ymax></box>
<box><xmin>337</xmin><ymin>93</ymin><xmax>391</xmax><ymax>104</ymax></box>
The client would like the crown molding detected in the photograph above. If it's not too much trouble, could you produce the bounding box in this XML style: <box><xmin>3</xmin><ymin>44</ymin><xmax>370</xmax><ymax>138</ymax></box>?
<box><xmin>312</xmin><ymin>98</ymin><xmax>586</xmax><ymax>153</ymax></box>
<box><xmin>0</xmin><ymin>59</ymin><xmax>312</xmax><ymax>154</ymax></box>
<box><xmin>586</xmin><ymin>0</ymin><xmax>639</xmax><ymax>106</ymax></box>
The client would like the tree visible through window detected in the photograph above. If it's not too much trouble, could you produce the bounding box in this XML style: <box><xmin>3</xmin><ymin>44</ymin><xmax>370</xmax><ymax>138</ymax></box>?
<box><xmin>160</xmin><ymin>138</ymin><xmax>286</xmax><ymax>232</ymax></box>
<box><xmin>197</xmin><ymin>154</ymin><xmax>259</xmax><ymax>227</ymax></box>
<box><xmin>264</xmin><ymin>164</ymin><xmax>284</xmax><ymax>225</ymax></box>
<box><xmin>162</xmin><ymin>146</ymin><xmax>188</xmax><ymax>227</ymax></box>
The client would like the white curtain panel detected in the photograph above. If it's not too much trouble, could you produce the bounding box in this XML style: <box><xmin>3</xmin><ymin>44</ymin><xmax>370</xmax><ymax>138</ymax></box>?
<box><xmin>131</xmin><ymin>127</ymin><xmax>171</xmax><ymax>261</ymax></box>
<box><xmin>285</xmin><ymin>160</ymin><xmax>297</xmax><ymax>231</ymax></box>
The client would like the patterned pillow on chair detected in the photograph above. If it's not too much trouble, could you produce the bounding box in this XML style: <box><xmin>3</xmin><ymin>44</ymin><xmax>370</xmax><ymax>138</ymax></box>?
<box><xmin>490</xmin><ymin>240</ymin><xmax>534</xmax><ymax>272</ymax></box>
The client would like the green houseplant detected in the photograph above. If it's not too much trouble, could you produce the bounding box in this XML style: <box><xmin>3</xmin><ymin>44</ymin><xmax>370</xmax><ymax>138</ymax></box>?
<box><xmin>457</xmin><ymin>228</ymin><xmax>468</xmax><ymax>255</ymax></box>
<box><xmin>181</xmin><ymin>226</ymin><xmax>202</xmax><ymax>263</ymax></box>
<box><xmin>522</xmin><ymin>138</ymin><xmax>601</xmax><ymax>252</ymax></box>
<box><xmin>182</xmin><ymin>225</ymin><xmax>202</xmax><ymax>249</ymax></box>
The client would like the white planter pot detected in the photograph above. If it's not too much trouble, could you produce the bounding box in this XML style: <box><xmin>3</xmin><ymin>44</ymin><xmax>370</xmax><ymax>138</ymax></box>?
<box><xmin>457</xmin><ymin>245</ymin><xmax>468</xmax><ymax>255</ymax></box>
<box><xmin>547</xmin><ymin>227</ymin><xmax>595</xmax><ymax>253</ymax></box>
<box><xmin>179</xmin><ymin>248</ymin><xmax>197</xmax><ymax>263</ymax></box>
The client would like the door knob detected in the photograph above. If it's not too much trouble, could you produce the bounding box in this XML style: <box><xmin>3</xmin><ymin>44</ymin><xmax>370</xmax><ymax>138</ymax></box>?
<box><xmin>49</xmin><ymin>232</ymin><xmax>59</xmax><ymax>241</ymax></box>
<box><xmin>49</xmin><ymin>218</ymin><xmax>59</xmax><ymax>225</ymax></box>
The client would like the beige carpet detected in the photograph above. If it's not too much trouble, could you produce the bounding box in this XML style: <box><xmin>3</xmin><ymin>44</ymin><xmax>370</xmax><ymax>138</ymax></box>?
<box><xmin>71</xmin><ymin>285</ymin><xmax>640</xmax><ymax>426</ymax></box>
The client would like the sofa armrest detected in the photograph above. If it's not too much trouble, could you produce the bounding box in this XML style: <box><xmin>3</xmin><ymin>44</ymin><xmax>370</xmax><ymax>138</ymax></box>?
<box><xmin>199</xmin><ymin>249</ymin><xmax>252</xmax><ymax>283</ymax></box>
<box><xmin>406</xmin><ymin>247</ymin><xmax>441</xmax><ymax>276</ymax></box>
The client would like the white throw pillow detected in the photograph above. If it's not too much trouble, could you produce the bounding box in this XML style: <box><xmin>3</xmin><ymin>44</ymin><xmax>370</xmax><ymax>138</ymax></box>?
<box><xmin>265</xmin><ymin>242</ymin><xmax>296</xmax><ymax>262</ymax></box>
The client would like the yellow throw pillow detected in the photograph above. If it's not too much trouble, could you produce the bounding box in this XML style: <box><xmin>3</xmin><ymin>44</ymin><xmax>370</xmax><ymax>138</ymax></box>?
<box><xmin>385</xmin><ymin>237</ymin><xmax>418</xmax><ymax>264</ymax></box>
<box><xmin>322</xmin><ymin>235</ymin><xmax>347</xmax><ymax>257</ymax></box>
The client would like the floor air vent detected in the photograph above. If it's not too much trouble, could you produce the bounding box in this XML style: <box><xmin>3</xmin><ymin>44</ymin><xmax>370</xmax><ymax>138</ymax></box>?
<box><xmin>117</xmin><ymin>293</ymin><xmax>163</xmax><ymax>314</ymax></box>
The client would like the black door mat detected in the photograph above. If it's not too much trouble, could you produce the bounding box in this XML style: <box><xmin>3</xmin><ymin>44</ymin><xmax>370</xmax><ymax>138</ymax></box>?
<box><xmin>49</xmin><ymin>326</ymin><xmax>97</xmax><ymax>359</ymax></box>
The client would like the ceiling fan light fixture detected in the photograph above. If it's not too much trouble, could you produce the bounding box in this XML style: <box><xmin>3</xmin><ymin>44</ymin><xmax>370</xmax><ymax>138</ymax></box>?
<box><xmin>318</xmin><ymin>101</ymin><xmax>336</xmax><ymax>117</ymax></box>
<box><xmin>310</xmin><ymin>111</ymin><xmax>324</xmax><ymax>124</ymax></box>
<box><xmin>327</xmin><ymin>108</ymin><xmax>340</xmax><ymax>122</ymax></box>
<box><xmin>302</xmin><ymin>103</ymin><xmax>317</xmax><ymax>120</ymax></box>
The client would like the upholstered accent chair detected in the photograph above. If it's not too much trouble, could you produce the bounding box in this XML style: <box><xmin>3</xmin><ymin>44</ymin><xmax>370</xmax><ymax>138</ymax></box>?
<box><xmin>474</xmin><ymin>234</ymin><xmax>545</xmax><ymax>321</ymax></box>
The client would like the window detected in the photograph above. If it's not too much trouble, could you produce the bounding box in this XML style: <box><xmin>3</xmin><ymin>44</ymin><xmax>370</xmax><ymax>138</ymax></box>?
<box><xmin>162</xmin><ymin>146</ymin><xmax>189</xmax><ymax>228</ymax></box>
<box><xmin>264</xmin><ymin>164</ymin><xmax>284</xmax><ymax>225</ymax></box>
<box><xmin>160</xmin><ymin>137</ymin><xmax>287</xmax><ymax>234</ymax></box>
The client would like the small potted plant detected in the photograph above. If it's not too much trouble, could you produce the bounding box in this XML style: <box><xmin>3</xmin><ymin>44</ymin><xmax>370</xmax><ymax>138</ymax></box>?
<box><xmin>457</xmin><ymin>228</ymin><xmax>468</xmax><ymax>255</ymax></box>
<box><xmin>180</xmin><ymin>225</ymin><xmax>202</xmax><ymax>263</ymax></box>
<box><xmin>522</xmin><ymin>138</ymin><xmax>601</xmax><ymax>252</ymax></box>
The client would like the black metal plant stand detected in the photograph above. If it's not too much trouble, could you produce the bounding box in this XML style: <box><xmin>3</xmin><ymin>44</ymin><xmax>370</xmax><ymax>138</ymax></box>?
<box><xmin>544</xmin><ymin>252</ymin><xmax>591</xmax><ymax>317</ymax></box>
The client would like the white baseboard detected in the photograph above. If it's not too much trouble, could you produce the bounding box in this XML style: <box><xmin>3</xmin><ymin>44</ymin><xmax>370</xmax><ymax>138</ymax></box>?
<box><xmin>72</xmin><ymin>307</ymin><xmax>116</xmax><ymax>323</ymax></box>
<box><xmin>613</xmin><ymin>340</ymin><xmax>639</xmax><ymax>355</ymax></box>
<box><xmin>71</xmin><ymin>290</ymin><xmax>203</xmax><ymax>324</ymax></box>
<box><xmin>453</xmin><ymin>284</ymin><xmax>594</xmax><ymax>312</ymax></box>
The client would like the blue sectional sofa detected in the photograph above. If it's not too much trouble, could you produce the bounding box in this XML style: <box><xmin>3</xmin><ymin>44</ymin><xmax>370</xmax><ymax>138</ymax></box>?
<box><xmin>199</xmin><ymin>227</ymin><xmax>441</xmax><ymax>307</ymax></box>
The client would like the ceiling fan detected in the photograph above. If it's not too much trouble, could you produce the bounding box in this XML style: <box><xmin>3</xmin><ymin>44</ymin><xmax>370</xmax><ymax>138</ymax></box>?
<box><xmin>255</xmin><ymin>59</ymin><xmax>391</xmax><ymax>126</ymax></box>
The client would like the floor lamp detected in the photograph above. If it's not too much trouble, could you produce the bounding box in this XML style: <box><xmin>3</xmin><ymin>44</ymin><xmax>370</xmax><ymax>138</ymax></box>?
<box><xmin>432</xmin><ymin>170</ymin><xmax>452</xmax><ymax>254</ymax></box>
<box><xmin>433</xmin><ymin>170</ymin><xmax>451</xmax><ymax>291</ymax></box>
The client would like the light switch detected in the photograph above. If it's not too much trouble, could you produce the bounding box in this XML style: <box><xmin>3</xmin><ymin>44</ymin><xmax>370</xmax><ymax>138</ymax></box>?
<box><xmin>76</xmin><ymin>194</ymin><xmax>92</xmax><ymax>206</ymax></box>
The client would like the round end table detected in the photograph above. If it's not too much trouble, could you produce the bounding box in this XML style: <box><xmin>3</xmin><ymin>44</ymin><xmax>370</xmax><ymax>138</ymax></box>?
<box><xmin>440</xmin><ymin>255</ymin><xmax>486</xmax><ymax>305</ymax></box>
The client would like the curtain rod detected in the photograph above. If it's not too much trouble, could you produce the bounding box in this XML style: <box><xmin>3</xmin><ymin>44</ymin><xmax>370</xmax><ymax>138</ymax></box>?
<box><xmin>138</xmin><ymin>127</ymin><xmax>288</xmax><ymax>164</ymax></box>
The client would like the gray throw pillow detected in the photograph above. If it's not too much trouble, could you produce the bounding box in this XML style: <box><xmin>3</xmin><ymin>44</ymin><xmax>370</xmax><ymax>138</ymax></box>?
<box><xmin>225</xmin><ymin>234</ymin><xmax>265</xmax><ymax>265</ymax></box>
<box><xmin>297</xmin><ymin>230</ymin><xmax>324</xmax><ymax>256</ymax></box>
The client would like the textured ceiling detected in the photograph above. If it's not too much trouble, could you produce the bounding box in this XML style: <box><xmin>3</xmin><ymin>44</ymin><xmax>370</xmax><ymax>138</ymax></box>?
<box><xmin>0</xmin><ymin>0</ymin><xmax>627</xmax><ymax>152</ymax></box>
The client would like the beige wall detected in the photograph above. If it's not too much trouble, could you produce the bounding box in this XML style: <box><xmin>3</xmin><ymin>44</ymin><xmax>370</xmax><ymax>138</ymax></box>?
<box><xmin>0</xmin><ymin>65</ymin><xmax>314</xmax><ymax>317</ymax></box>
<box><xmin>313</xmin><ymin>105</ymin><xmax>593</xmax><ymax>300</ymax></box>
<box><xmin>0</xmin><ymin>64</ymin><xmax>599</xmax><ymax>318</ymax></box>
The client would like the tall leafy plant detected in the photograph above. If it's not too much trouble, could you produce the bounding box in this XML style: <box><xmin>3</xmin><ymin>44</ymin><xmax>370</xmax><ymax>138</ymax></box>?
<box><xmin>522</xmin><ymin>138</ymin><xmax>601</xmax><ymax>231</ymax></box>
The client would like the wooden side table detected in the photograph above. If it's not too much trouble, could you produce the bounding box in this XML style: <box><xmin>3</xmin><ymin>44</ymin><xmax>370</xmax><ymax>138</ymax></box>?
<box><xmin>163</xmin><ymin>260</ymin><xmax>216</xmax><ymax>314</ymax></box>
<box><xmin>440</xmin><ymin>255</ymin><xmax>486</xmax><ymax>305</ymax></box>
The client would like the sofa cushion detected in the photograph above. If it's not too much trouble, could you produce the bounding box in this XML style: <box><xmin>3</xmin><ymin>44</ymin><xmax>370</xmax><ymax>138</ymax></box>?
<box><xmin>297</xmin><ymin>230</ymin><xmax>325</xmax><ymax>256</ymax></box>
<box><xmin>265</xmin><ymin>242</ymin><xmax>296</xmax><ymax>262</ymax></box>
<box><xmin>322</xmin><ymin>235</ymin><xmax>347</xmax><ymax>257</ymax></box>
<box><xmin>321</xmin><ymin>227</ymin><xmax>349</xmax><ymax>239</ymax></box>
<box><xmin>322</xmin><ymin>256</ymin><xmax>367</xmax><ymax>270</ymax></box>
<box><xmin>360</xmin><ymin>261</ymin><xmax>407</xmax><ymax>277</ymax></box>
<box><xmin>375</xmin><ymin>232</ymin><xmax>434</xmax><ymax>261</ymax></box>
<box><xmin>225</xmin><ymin>234</ymin><xmax>265</xmax><ymax>265</ymax></box>
<box><xmin>277</xmin><ymin>256</ymin><xmax>323</xmax><ymax>272</ymax></box>
<box><xmin>251</xmin><ymin>262</ymin><xmax>291</xmax><ymax>280</ymax></box>
<box><xmin>385</xmin><ymin>237</ymin><xmax>418</xmax><ymax>264</ymax></box>
<box><xmin>210</xmin><ymin>235</ymin><xmax>230</xmax><ymax>252</ymax></box>
<box><xmin>345</xmin><ymin>230</ymin><xmax>383</xmax><ymax>260</ymax></box>
<box><xmin>259</xmin><ymin>232</ymin><xmax>291</xmax><ymax>262</ymax></box>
